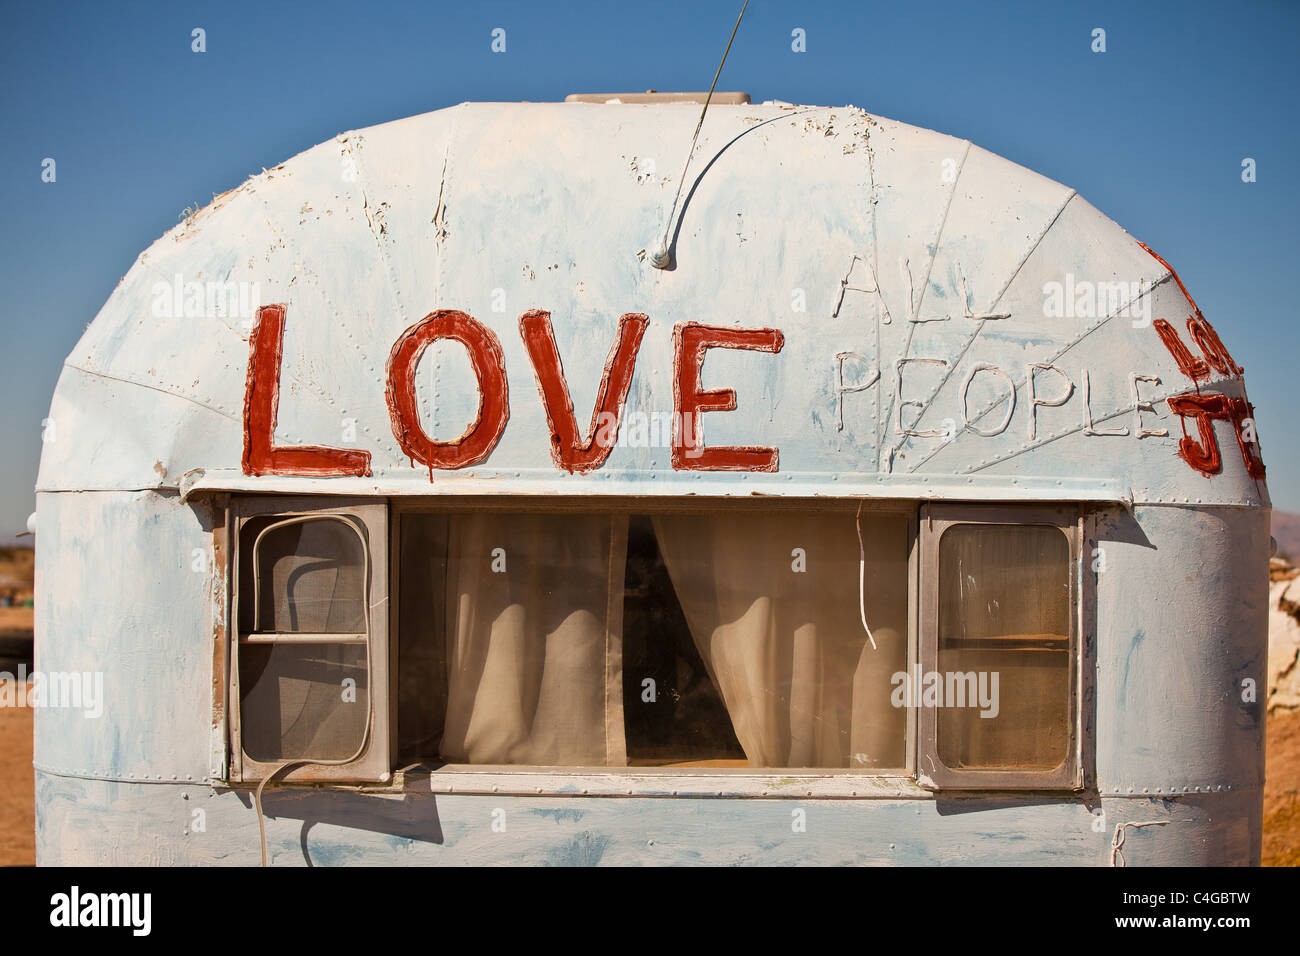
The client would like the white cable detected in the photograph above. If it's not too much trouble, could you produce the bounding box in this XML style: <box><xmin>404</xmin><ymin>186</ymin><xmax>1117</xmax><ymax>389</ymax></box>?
<box><xmin>856</xmin><ymin>501</ymin><xmax>877</xmax><ymax>651</ymax></box>
<box><xmin>1110</xmin><ymin>819</ymin><xmax>1173</xmax><ymax>867</ymax></box>
<box><xmin>651</xmin><ymin>0</ymin><xmax>749</xmax><ymax>269</ymax></box>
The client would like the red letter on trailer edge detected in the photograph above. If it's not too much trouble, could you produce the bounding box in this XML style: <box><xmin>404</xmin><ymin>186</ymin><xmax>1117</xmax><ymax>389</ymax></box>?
<box><xmin>1141</xmin><ymin>241</ymin><xmax>1261</xmax><ymax>480</ymax></box>
<box><xmin>1153</xmin><ymin>319</ymin><xmax>1210</xmax><ymax>383</ymax></box>
<box><xmin>520</xmin><ymin>310</ymin><xmax>649</xmax><ymax>474</ymax></box>
<box><xmin>672</xmin><ymin>323</ymin><xmax>785</xmax><ymax>472</ymax></box>
<box><xmin>1165</xmin><ymin>393</ymin><xmax>1266</xmax><ymax>479</ymax></box>
<box><xmin>386</xmin><ymin>309</ymin><xmax>509</xmax><ymax>478</ymax></box>
<box><xmin>1166</xmin><ymin>393</ymin><xmax>1229</xmax><ymax>476</ymax></box>
<box><xmin>242</xmin><ymin>304</ymin><xmax>371</xmax><ymax>477</ymax></box>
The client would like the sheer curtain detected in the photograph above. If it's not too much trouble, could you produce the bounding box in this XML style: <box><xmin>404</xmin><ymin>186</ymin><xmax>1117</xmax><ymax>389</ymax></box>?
<box><xmin>652</xmin><ymin>511</ymin><xmax>908</xmax><ymax>769</ymax></box>
<box><xmin>437</xmin><ymin>513</ymin><xmax>628</xmax><ymax>766</ymax></box>
<box><xmin>418</xmin><ymin>508</ymin><xmax>908</xmax><ymax>770</ymax></box>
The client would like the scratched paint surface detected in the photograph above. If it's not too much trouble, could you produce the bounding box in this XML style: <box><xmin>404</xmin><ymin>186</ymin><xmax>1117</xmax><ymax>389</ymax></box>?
<box><xmin>35</xmin><ymin>103</ymin><xmax>1266</xmax><ymax>506</ymax></box>
<box><xmin>32</xmin><ymin>101</ymin><xmax>1269</xmax><ymax>865</ymax></box>
<box><xmin>34</xmin><ymin>772</ymin><xmax>1258</xmax><ymax>866</ymax></box>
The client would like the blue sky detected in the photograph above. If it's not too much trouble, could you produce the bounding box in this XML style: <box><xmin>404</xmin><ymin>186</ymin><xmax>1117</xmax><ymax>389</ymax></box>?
<box><xmin>1</xmin><ymin>0</ymin><xmax>1296</xmax><ymax>541</ymax></box>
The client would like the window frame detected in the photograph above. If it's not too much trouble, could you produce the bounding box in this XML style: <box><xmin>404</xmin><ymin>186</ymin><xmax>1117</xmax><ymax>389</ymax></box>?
<box><xmin>226</xmin><ymin>495</ymin><xmax>391</xmax><ymax>785</ymax></box>
<box><xmin>211</xmin><ymin>494</ymin><xmax>1098</xmax><ymax>796</ymax></box>
<box><xmin>916</xmin><ymin>502</ymin><xmax>1086</xmax><ymax>792</ymax></box>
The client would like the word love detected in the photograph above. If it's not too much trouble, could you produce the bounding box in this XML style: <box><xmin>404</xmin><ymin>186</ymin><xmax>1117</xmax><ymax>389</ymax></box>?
<box><xmin>242</xmin><ymin>305</ymin><xmax>785</xmax><ymax>479</ymax></box>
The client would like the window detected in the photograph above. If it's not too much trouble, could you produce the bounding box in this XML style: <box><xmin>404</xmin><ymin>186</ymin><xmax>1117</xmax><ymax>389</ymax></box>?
<box><xmin>917</xmin><ymin>504</ymin><xmax>1082</xmax><ymax>790</ymax></box>
<box><xmin>228</xmin><ymin>498</ymin><xmax>389</xmax><ymax>784</ymax></box>
<box><xmin>221</xmin><ymin>496</ymin><xmax>1089</xmax><ymax>790</ymax></box>
<box><xmin>391</xmin><ymin>502</ymin><xmax>911</xmax><ymax>771</ymax></box>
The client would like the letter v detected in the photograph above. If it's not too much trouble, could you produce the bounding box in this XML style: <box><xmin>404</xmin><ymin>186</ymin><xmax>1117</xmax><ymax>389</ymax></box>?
<box><xmin>520</xmin><ymin>310</ymin><xmax>648</xmax><ymax>473</ymax></box>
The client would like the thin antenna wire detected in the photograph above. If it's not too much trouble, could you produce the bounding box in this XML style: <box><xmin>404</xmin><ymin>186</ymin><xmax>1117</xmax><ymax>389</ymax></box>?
<box><xmin>651</xmin><ymin>0</ymin><xmax>750</xmax><ymax>269</ymax></box>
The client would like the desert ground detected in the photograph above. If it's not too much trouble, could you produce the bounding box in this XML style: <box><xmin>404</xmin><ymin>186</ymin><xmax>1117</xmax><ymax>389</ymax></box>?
<box><xmin>0</xmin><ymin>687</ymin><xmax>31</xmax><ymax>866</ymax></box>
<box><xmin>1265</xmin><ymin>709</ymin><xmax>1300</xmax><ymax>865</ymax></box>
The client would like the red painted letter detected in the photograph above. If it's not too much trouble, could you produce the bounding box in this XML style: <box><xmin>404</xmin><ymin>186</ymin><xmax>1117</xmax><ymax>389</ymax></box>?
<box><xmin>520</xmin><ymin>310</ymin><xmax>648</xmax><ymax>474</ymax></box>
<box><xmin>1226</xmin><ymin>396</ymin><xmax>1267</xmax><ymax>479</ymax></box>
<box><xmin>386</xmin><ymin>310</ymin><xmax>509</xmax><ymax>475</ymax></box>
<box><xmin>1187</xmin><ymin>315</ymin><xmax>1244</xmax><ymax>376</ymax></box>
<box><xmin>1153</xmin><ymin>319</ymin><xmax>1210</xmax><ymax>383</ymax></box>
<box><xmin>1143</xmin><ymin>241</ymin><xmax>1244</xmax><ymax>381</ymax></box>
<box><xmin>1166</xmin><ymin>393</ymin><xmax>1229</xmax><ymax>476</ymax></box>
<box><xmin>1144</xmin><ymin>240</ymin><xmax>1261</xmax><ymax>480</ymax></box>
<box><xmin>242</xmin><ymin>304</ymin><xmax>371</xmax><ymax>477</ymax></box>
<box><xmin>672</xmin><ymin>323</ymin><xmax>785</xmax><ymax>472</ymax></box>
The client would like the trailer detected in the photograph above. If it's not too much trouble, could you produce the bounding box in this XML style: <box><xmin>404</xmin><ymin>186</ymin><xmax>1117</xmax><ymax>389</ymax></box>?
<box><xmin>33</xmin><ymin>97</ymin><xmax>1269</xmax><ymax>865</ymax></box>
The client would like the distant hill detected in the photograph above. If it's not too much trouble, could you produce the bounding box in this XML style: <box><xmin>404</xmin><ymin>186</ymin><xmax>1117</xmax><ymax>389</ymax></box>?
<box><xmin>1274</xmin><ymin>511</ymin><xmax>1300</xmax><ymax>562</ymax></box>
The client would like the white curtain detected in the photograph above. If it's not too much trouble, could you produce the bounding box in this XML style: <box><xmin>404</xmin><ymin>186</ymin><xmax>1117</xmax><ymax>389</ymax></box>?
<box><xmin>438</xmin><ymin>513</ymin><xmax>627</xmax><ymax>766</ymax></box>
<box><xmin>652</xmin><ymin>512</ymin><xmax>908</xmax><ymax>768</ymax></box>
<box><xmin>427</xmin><ymin>509</ymin><xmax>909</xmax><ymax>770</ymax></box>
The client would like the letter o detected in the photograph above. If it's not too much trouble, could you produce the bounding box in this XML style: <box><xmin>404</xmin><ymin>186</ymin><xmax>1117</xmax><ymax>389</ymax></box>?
<box><xmin>959</xmin><ymin>362</ymin><xmax>1016</xmax><ymax>437</ymax></box>
<box><xmin>386</xmin><ymin>310</ymin><xmax>509</xmax><ymax>471</ymax></box>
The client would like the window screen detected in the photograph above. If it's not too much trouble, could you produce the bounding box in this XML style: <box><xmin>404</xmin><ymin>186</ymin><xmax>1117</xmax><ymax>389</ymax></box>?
<box><xmin>237</xmin><ymin>516</ymin><xmax>370</xmax><ymax>764</ymax></box>
<box><xmin>240</xmin><ymin>643</ymin><xmax>368</xmax><ymax>762</ymax></box>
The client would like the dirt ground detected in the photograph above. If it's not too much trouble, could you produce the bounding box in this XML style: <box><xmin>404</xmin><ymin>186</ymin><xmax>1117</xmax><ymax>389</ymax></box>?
<box><xmin>1264</xmin><ymin>708</ymin><xmax>1300</xmax><ymax>866</ymax></box>
<box><xmin>0</xmin><ymin>687</ymin><xmax>32</xmax><ymax>866</ymax></box>
<box><xmin>0</xmin><ymin>565</ymin><xmax>35</xmax><ymax>866</ymax></box>
<box><xmin>0</xmin><ymin>606</ymin><xmax>34</xmax><ymax>639</ymax></box>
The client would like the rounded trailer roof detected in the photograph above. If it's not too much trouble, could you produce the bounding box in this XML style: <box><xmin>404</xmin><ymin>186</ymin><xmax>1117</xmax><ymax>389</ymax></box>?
<box><xmin>38</xmin><ymin>101</ymin><xmax>1267</xmax><ymax>508</ymax></box>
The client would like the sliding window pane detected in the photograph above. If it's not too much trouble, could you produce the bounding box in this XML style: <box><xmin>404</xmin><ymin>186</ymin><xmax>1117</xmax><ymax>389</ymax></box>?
<box><xmin>936</xmin><ymin>524</ymin><xmax>1070</xmax><ymax>771</ymax></box>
